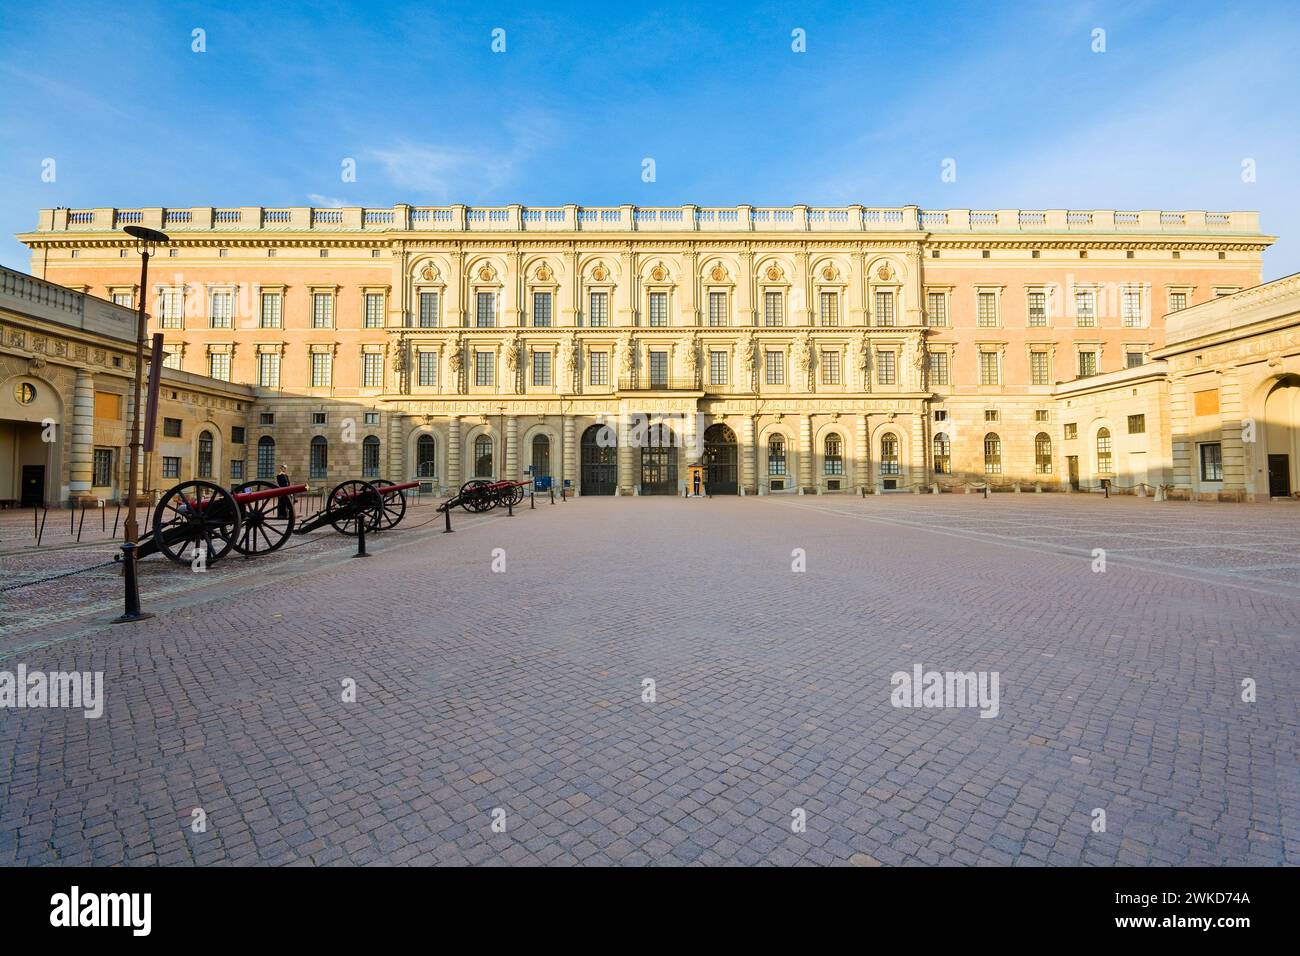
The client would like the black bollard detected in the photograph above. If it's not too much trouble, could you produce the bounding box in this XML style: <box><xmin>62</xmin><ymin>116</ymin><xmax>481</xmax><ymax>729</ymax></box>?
<box><xmin>507</xmin><ymin>495</ymin><xmax>514</xmax><ymax>517</ymax></box>
<box><xmin>983</xmin><ymin>485</ymin><xmax>989</xmax><ymax>499</ymax></box>
<box><xmin>530</xmin><ymin>492</ymin><xmax>535</xmax><ymax>510</ymax></box>
<box><xmin>550</xmin><ymin>487</ymin><xmax>555</xmax><ymax>504</ymax></box>
<box><xmin>443</xmin><ymin>505</ymin><xmax>454</xmax><ymax>533</ymax></box>
<box><xmin>112</xmin><ymin>542</ymin><xmax>153</xmax><ymax>623</ymax></box>
<box><xmin>354</xmin><ymin>517</ymin><xmax>370</xmax><ymax>557</ymax></box>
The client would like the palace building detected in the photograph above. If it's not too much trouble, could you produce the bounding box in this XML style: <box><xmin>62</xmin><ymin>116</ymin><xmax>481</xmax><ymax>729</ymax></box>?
<box><xmin>9</xmin><ymin>203</ymin><xmax>1295</xmax><ymax>503</ymax></box>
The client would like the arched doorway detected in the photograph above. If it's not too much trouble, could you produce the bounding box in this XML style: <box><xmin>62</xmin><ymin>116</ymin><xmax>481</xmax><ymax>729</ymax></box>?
<box><xmin>703</xmin><ymin>423</ymin><xmax>738</xmax><ymax>494</ymax></box>
<box><xmin>640</xmin><ymin>422</ymin><xmax>678</xmax><ymax>495</ymax></box>
<box><xmin>1264</xmin><ymin>376</ymin><xmax>1300</xmax><ymax>497</ymax></box>
<box><xmin>531</xmin><ymin>434</ymin><xmax>551</xmax><ymax>479</ymax></box>
<box><xmin>580</xmin><ymin>423</ymin><xmax>616</xmax><ymax>495</ymax></box>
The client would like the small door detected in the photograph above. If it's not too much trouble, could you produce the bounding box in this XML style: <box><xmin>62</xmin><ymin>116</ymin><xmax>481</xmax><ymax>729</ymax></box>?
<box><xmin>1268</xmin><ymin>454</ymin><xmax>1291</xmax><ymax>498</ymax></box>
<box><xmin>21</xmin><ymin>465</ymin><xmax>45</xmax><ymax>507</ymax></box>
<box><xmin>1066</xmin><ymin>456</ymin><xmax>1080</xmax><ymax>491</ymax></box>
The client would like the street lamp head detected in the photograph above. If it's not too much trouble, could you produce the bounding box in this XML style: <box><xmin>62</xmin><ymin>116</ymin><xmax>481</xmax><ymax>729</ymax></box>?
<box><xmin>124</xmin><ymin>225</ymin><xmax>170</xmax><ymax>251</ymax></box>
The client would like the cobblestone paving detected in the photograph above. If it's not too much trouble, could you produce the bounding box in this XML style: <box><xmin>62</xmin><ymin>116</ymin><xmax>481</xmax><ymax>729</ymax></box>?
<box><xmin>1</xmin><ymin>494</ymin><xmax>1297</xmax><ymax>866</ymax></box>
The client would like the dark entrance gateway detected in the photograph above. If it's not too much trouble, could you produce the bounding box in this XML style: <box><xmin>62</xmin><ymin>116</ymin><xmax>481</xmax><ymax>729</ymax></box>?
<box><xmin>640</xmin><ymin>422</ymin><xmax>678</xmax><ymax>495</ymax></box>
<box><xmin>580</xmin><ymin>424</ymin><xmax>616</xmax><ymax>495</ymax></box>
<box><xmin>1268</xmin><ymin>454</ymin><xmax>1291</xmax><ymax>498</ymax></box>
<box><xmin>703</xmin><ymin>423</ymin><xmax>738</xmax><ymax>494</ymax></box>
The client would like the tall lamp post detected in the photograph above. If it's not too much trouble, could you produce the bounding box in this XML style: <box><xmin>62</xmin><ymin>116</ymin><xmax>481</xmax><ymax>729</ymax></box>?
<box><xmin>114</xmin><ymin>224</ymin><xmax>169</xmax><ymax>623</ymax></box>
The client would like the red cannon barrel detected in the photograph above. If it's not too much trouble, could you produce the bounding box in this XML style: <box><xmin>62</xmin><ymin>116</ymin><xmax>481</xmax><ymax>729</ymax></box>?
<box><xmin>380</xmin><ymin>481</ymin><xmax>421</xmax><ymax>494</ymax></box>
<box><xmin>233</xmin><ymin>483</ymin><xmax>308</xmax><ymax>505</ymax></box>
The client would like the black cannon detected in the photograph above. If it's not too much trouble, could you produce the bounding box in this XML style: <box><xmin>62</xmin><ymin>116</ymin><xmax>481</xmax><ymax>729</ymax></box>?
<box><xmin>292</xmin><ymin>480</ymin><xmax>386</xmax><ymax>537</ymax></box>
<box><xmin>439</xmin><ymin>479</ymin><xmax>529</xmax><ymax>514</ymax></box>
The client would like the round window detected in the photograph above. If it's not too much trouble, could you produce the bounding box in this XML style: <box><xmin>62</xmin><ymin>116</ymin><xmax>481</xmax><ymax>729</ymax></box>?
<box><xmin>15</xmin><ymin>382</ymin><xmax>36</xmax><ymax>405</ymax></box>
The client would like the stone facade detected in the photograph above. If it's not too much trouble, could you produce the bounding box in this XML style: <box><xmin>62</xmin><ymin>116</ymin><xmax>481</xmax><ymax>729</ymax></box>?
<box><xmin>0</xmin><ymin>268</ymin><xmax>255</xmax><ymax>506</ymax></box>
<box><xmin>16</xmin><ymin>204</ymin><xmax>1274</xmax><ymax>497</ymax></box>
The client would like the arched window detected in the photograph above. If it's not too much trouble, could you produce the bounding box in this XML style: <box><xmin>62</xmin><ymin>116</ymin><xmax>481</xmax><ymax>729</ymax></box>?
<box><xmin>824</xmin><ymin>434</ymin><xmax>843</xmax><ymax>475</ymax></box>
<box><xmin>197</xmin><ymin>430</ymin><xmax>213</xmax><ymax>479</ymax></box>
<box><xmin>531</xmin><ymin>434</ymin><xmax>551</xmax><ymax>477</ymax></box>
<box><xmin>416</xmin><ymin>434</ymin><xmax>436</xmax><ymax>478</ymax></box>
<box><xmin>257</xmin><ymin>436</ymin><xmax>276</xmax><ymax>479</ymax></box>
<box><xmin>1096</xmin><ymin>427</ymin><xmax>1113</xmax><ymax>474</ymax></box>
<box><xmin>767</xmin><ymin>436</ymin><xmax>787</xmax><ymax>475</ymax></box>
<box><xmin>474</xmin><ymin>434</ymin><xmax>494</xmax><ymax>477</ymax></box>
<box><xmin>983</xmin><ymin>432</ymin><xmax>1002</xmax><ymax>474</ymax></box>
<box><xmin>880</xmin><ymin>434</ymin><xmax>900</xmax><ymax>475</ymax></box>
<box><xmin>933</xmin><ymin>432</ymin><xmax>951</xmax><ymax>474</ymax></box>
<box><xmin>1034</xmin><ymin>432</ymin><xmax>1053</xmax><ymax>474</ymax></box>
<box><xmin>362</xmin><ymin>435</ymin><xmax>381</xmax><ymax>478</ymax></box>
<box><xmin>310</xmin><ymin>435</ymin><xmax>328</xmax><ymax>479</ymax></box>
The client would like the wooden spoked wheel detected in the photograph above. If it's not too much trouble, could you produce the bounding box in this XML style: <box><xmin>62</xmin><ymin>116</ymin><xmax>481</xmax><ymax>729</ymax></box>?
<box><xmin>371</xmin><ymin>479</ymin><xmax>407</xmax><ymax>531</ymax></box>
<box><xmin>326</xmin><ymin>480</ymin><xmax>384</xmax><ymax>536</ymax></box>
<box><xmin>231</xmin><ymin>480</ymin><xmax>295</xmax><ymax>556</ymax></box>
<box><xmin>151</xmin><ymin>480</ymin><xmax>242</xmax><ymax>565</ymax></box>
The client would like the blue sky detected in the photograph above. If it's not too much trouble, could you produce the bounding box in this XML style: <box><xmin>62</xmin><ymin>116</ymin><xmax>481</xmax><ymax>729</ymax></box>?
<box><xmin>2</xmin><ymin>0</ymin><xmax>1298</xmax><ymax>277</ymax></box>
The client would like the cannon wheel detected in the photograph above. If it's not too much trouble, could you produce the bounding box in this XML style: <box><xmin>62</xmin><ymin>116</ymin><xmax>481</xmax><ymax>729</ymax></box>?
<box><xmin>459</xmin><ymin>479</ymin><xmax>494</xmax><ymax>513</ymax></box>
<box><xmin>326</xmin><ymin>480</ymin><xmax>384</xmax><ymax>536</ymax></box>
<box><xmin>508</xmin><ymin>483</ymin><xmax>527</xmax><ymax>506</ymax></box>
<box><xmin>231</xmin><ymin>480</ymin><xmax>295</xmax><ymax>556</ymax></box>
<box><xmin>152</xmin><ymin>479</ymin><xmax>242</xmax><ymax>566</ymax></box>
<box><xmin>371</xmin><ymin>478</ymin><xmax>407</xmax><ymax>531</ymax></box>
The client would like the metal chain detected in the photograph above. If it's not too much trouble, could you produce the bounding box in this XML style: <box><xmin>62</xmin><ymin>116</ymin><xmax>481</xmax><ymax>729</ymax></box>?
<box><xmin>0</xmin><ymin>559</ymin><xmax>120</xmax><ymax>593</ymax></box>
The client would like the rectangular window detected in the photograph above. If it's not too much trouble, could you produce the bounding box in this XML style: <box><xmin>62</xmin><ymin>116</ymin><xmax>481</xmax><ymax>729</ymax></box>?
<box><xmin>977</xmin><ymin>292</ymin><xmax>998</xmax><ymax>328</ymax></box>
<box><xmin>162</xmin><ymin>456</ymin><xmax>180</xmax><ymax>479</ymax></box>
<box><xmin>92</xmin><ymin>448</ymin><xmax>114</xmax><ymax>487</ymax></box>
<box><xmin>765</xmin><ymin>350</ymin><xmax>785</xmax><ymax>385</ymax></box>
<box><xmin>1128</xmin><ymin>414</ymin><xmax>1146</xmax><ymax>434</ymax></box>
<box><xmin>649</xmin><ymin>351</ymin><xmax>668</xmax><ymax>387</ymax></box>
<box><xmin>589</xmin><ymin>351</ymin><xmax>608</xmax><ymax>386</ymax></box>
<box><xmin>532</xmin><ymin>351</ymin><xmax>552</xmax><ymax>386</ymax></box>
<box><xmin>979</xmin><ymin>351</ymin><xmax>1000</xmax><ymax>385</ymax></box>
<box><xmin>648</xmin><ymin>292</ymin><xmax>667</xmax><ymax>327</ymax></box>
<box><xmin>1064</xmin><ymin>422</ymin><xmax>1078</xmax><ymax>440</ymax></box>
<box><xmin>1027</xmin><ymin>291</ymin><xmax>1047</xmax><ymax>327</ymax></box>
<box><xmin>821</xmin><ymin>350</ymin><xmax>841</xmax><ymax>385</ymax></box>
<box><xmin>112</xmin><ymin>292</ymin><xmax>133</xmax><ymax>308</ymax></box>
<box><xmin>709</xmin><ymin>350</ymin><xmax>728</xmax><ymax>386</ymax></box>
<box><xmin>163</xmin><ymin>417</ymin><xmax>182</xmax><ymax>438</ymax></box>
<box><xmin>876</xmin><ymin>350</ymin><xmax>896</xmax><ymax>386</ymax></box>
<box><xmin>532</xmin><ymin>291</ymin><xmax>552</xmax><ymax>328</ymax></box>
<box><xmin>312</xmin><ymin>293</ymin><xmax>333</xmax><ymax>329</ymax></box>
<box><xmin>1169</xmin><ymin>291</ymin><xmax>1188</xmax><ymax>312</ymax></box>
<box><xmin>209</xmin><ymin>291</ymin><xmax>233</xmax><ymax>329</ymax></box>
<box><xmin>259</xmin><ymin>412</ymin><xmax>275</xmax><ymax>426</ymax></box>
<box><xmin>1077</xmin><ymin>351</ymin><xmax>1098</xmax><ymax>377</ymax></box>
<box><xmin>764</xmin><ymin>291</ymin><xmax>784</xmax><ymax>327</ymax></box>
<box><xmin>984</xmin><ymin>409</ymin><xmax>1000</xmax><ymax>423</ymax></box>
<box><xmin>1200</xmin><ymin>443</ymin><xmax>1223</xmax><ymax>481</ymax></box>
<box><xmin>230</xmin><ymin>459</ymin><xmax>244</xmax><ymax>481</ymax></box>
<box><xmin>418</xmin><ymin>291</ymin><xmax>439</xmax><ymax>328</ymax></box>
<box><xmin>708</xmin><ymin>291</ymin><xmax>727</xmax><ymax>327</ymax></box>
<box><xmin>875</xmin><ymin>291</ymin><xmax>895</xmax><ymax>327</ymax></box>
<box><xmin>362</xmin><ymin>352</ymin><xmax>383</xmax><ymax>388</ymax></box>
<box><xmin>364</xmin><ymin>412</ymin><xmax>379</xmax><ymax>426</ymax></box>
<box><xmin>926</xmin><ymin>292</ymin><xmax>948</xmax><ymax>327</ymax></box>
<box><xmin>257</xmin><ymin>352</ymin><xmax>281</xmax><ymax>388</ymax></box>
<box><xmin>162</xmin><ymin>347</ymin><xmax>182</xmax><ymax>370</ymax></box>
<box><xmin>928</xmin><ymin>351</ymin><xmax>949</xmax><ymax>386</ymax></box>
<box><xmin>476</xmin><ymin>291</ymin><xmax>496</xmax><ymax>328</ymax></box>
<box><xmin>589</xmin><ymin>291</ymin><xmax>610</xmax><ymax>327</ymax></box>
<box><xmin>1075</xmin><ymin>290</ymin><xmax>1096</xmax><ymax>327</ymax></box>
<box><xmin>260</xmin><ymin>292</ymin><xmax>282</xmax><ymax>329</ymax></box>
<box><xmin>475</xmin><ymin>351</ymin><xmax>494</xmax><ymax>387</ymax></box>
<box><xmin>1126</xmin><ymin>350</ymin><xmax>1145</xmax><ymax>368</ymax></box>
<box><xmin>208</xmin><ymin>352</ymin><xmax>231</xmax><ymax>381</ymax></box>
<box><xmin>159</xmin><ymin>289</ymin><xmax>184</xmax><ymax>329</ymax></box>
<box><xmin>820</xmin><ymin>292</ymin><xmax>840</xmax><ymax>327</ymax></box>
<box><xmin>231</xmin><ymin>426</ymin><xmax>245</xmax><ymax>444</ymax></box>
<box><xmin>1030</xmin><ymin>351</ymin><xmax>1050</xmax><ymax>385</ymax></box>
<box><xmin>364</xmin><ymin>293</ymin><xmax>385</xmax><ymax>329</ymax></box>
<box><xmin>417</xmin><ymin>351</ymin><xmax>438</xmax><ymax>387</ymax></box>
<box><xmin>310</xmin><ymin>352</ymin><xmax>332</xmax><ymax>387</ymax></box>
<box><xmin>1122</xmin><ymin>290</ymin><xmax>1143</xmax><ymax>327</ymax></box>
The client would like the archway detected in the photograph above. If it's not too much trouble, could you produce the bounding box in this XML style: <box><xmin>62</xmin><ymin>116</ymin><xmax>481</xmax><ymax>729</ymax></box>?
<box><xmin>580</xmin><ymin>423</ymin><xmax>616</xmax><ymax>495</ymax></box>
<box><xmin>1263</xmin><ymin>376</ymin><xmax>1300</xmax><ymax>497</ymax></box>
<box><xmin>640</xmin><ymin>422</ymin><xmax>678</xmax><ymax>495</ymax></box>
<box><xmin>703</xmin><ymin>423</ymin><xmax>738</xmax><ymax>494</ymax></box>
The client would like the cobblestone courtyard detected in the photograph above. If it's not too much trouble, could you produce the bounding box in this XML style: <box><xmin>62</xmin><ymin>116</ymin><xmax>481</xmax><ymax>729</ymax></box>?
<box><xmin>1</xmin><ymin>494</ymin><xmax>1297</xmax><ymax>866</ymax></box>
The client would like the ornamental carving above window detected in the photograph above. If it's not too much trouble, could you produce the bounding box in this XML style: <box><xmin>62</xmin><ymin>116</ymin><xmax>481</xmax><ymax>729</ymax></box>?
<box><xmin>765</xmin><ymin>264</ymin><xmax>784</xmax><ymax>281</ymax></box>
<box><xmin>650</xmin><ymin>262</ymin><xmax>668</xmax><ymax>282</ymax></box>
<box><xmin>709</xmin><ymin>263</ymin><xmax>728</xmax><ymax>282</ymax></box>
<box><xmin>535</xmin><ymin>262</ymin><xmax>553</xmax><ymax>282</ymax></box>
<box><xmin>590</xmin><ymin>263</ymin><xmax>609</xmax><ymax>282</ymax></box>
<box><xmin>477</xmin><ymin>264</ymin><xmax>496</xmax><ymax>282</ymax></box>
<box><xmin>420</xmin><ymin>264</ymin><xmax>439</xmax><ymax>281</ymax></box>
<box><xmin>877</xmin><ymin>263</ymin><xmax>894</xmax><ymax>281</ymax></box>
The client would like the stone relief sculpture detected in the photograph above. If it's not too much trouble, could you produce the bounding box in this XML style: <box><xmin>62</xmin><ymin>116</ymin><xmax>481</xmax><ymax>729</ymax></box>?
<box><xmin>391</xmin><ymin>345</ymin><xmax>407</xmax><ymax>373</ymax></box>
<box><xmin>617</xmin><ymin>333</ymin><xmax>634</xmax><ymax>375</ymax></box>
<box><xmin>447</xmin><ymin>338</ymin><xmax>463</xmax><ymax>375</ymax></box>
<box><xmin>559</xmin><ymin>333</ymin><xmax>579</xmax><ymax>389</ymax></box>
<box><xmin>503</xmin><ymin>335</ymin><xmax>522</xmax><ymax>373</ymax></box>
<box><xmin>739</xmin><ymin>333</ymin><xmax>757</xmax><ymax>379</ymax></box>
<box><xmin>795</xmin><ymin>332</ymin><xmax>815</xmax><ymax>376</ymax></box>
<box><xmin>681</xmin><ymin>335</ymin><xmax>699</xmax><ymax>376</ymax></box>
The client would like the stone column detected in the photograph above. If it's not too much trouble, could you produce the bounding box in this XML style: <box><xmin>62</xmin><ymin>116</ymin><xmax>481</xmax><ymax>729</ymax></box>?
<box><xmin>69</xmin><ymin>369</ymin><xmax>94</xmax><ymax>501</ymax></box>
<box><xmin>447</xmin><ymin>415</ymin><xmax>462</xmax><ymax>488</ymax></box>
<box><xmin>741</xmin><ymin>415</ymin><xmax>756</xmax><ymax>495</ymax></box>
<box><xmin>505</xmin><ymin>415</ymin><xmax>518</xmax><ymax>480</ymax></box>
<box><xmin>799</xmin><ymin>414</ymin><xmax>813</xmax><ymax>493</ymax></box>
<box><xmin>618</xmin><ymin>414</ymin><xmax>635</xmax><ymax>495</ymax></box>
<box><xmin>388</xmin><ymin>414</ymin><xmax>404</xmax><ymax>481</ymax></box>
<box><xmin>911</xmin><ymin>411</ymin><xmax>926</xmax><ymax>489</ymax></box>
<box><xmin>563</xmin><ymin>415</ymin><xmax>576</xmax><ymax>494</ymax></box>
<box><xmin>855</xmin><ymin>414</ymin><xmax>869</xmax><ymax>492</ymax></box>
